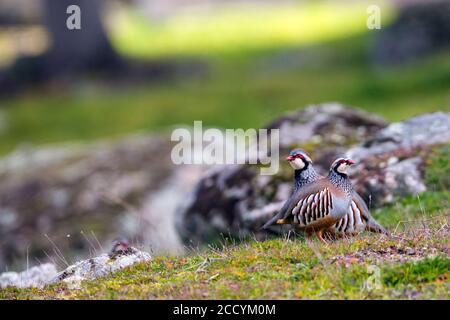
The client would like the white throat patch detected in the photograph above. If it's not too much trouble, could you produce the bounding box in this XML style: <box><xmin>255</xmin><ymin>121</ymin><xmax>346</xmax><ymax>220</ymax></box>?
<box><xmin>289</xmin><ymin>158</ymin><xmax>305</xmax><ymax>170</ymax></box>
<box><xmin>336</xmin><ymin>163</ymin><xmax>348</xmax><ymax>174</ymax></box>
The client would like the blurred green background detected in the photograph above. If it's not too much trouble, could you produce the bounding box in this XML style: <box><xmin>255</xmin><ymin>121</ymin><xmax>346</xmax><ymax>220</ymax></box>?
<box><xmin>0</xmin><ymin>0</ymin><xmax>449</xmax><ymax>155</ymax></box>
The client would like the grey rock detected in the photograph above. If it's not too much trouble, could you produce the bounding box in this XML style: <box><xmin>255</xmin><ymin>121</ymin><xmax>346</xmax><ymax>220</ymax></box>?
<box><xmin>356</xmin><ymin>157</ymin><xmax>427</xmax><ymax>204</ymax></box>
<box><xmin>0</xmin><ymin>133</ymin><xmax>206</xmax><ymax>271</ymax></box>
<box><xmin>139</xmin><ymin>164</ymin><xmax>205</xmax><ymax>255</ymax></box>
<box><xmin>0</xmin><ymin>248</ymin><xmax>151</xmax><ymax>289</ymax></box>
<box><xmin>347</xmin><ymin>112</ymin><xmax>450</xmax><ymax>204</ymax></box>
<box><xmin>49</xmin><ymin>247</ymin><xmax>151</xmax><ymax>289</ymax></box>
<box><xmin>347</xmin><ymin>112</ymin><xmax>450</xmax><ymax>162</ymax></box>
<box><xmin>385</xmin><ymin>157</ymin><xmax>426</xmax><ymax>196</ymax></box>
<box><xmin>0</xmin><ymin>263</ymin><xmax>57</xmax><ymax>288</ymax></box>
<box><xmin>269</xmin><ymin>102</ymin><xmax>386</xmax><ymax>152</ymax></box>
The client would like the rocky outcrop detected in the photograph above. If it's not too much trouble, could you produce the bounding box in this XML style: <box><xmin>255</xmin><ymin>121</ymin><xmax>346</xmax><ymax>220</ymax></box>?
<box><xmin>347</xmin><ymin>112</ymin><xmax>450</xmax><ymax>204</ymax></box>
<box><xmin>0</xmin><ymin>247</ymin><xmax>151</xmax><ymax>289</ymax></box>
<box><xmin>49</xmin><ymin>247</ymin><xmax>151</xmax><ymax>289</ymax></box>
<box><xmin>177</xmin><ymin>104</ymin><xmax>450</xmax><ymax>242</ymax></box>
<box><xmin>347</xmin><ymin>112</ymin><xmax>450</xmax><ymax>160</ymax></box>
<box><xmin>0</xmin><ymin>134</ymin><xmax>206</xmax><ymax>271</ymax></box>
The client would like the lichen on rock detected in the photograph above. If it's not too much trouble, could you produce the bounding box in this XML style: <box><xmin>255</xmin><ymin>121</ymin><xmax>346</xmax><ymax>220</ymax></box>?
<box><xmin>0</xmin><ymin>246</ymin><xmax>151</xmax><ymax>289</ymax></box>
<box><xmin>49</xmin><ymin>247</ymin><xmax>151</xmax><ymax>289</ymax></box>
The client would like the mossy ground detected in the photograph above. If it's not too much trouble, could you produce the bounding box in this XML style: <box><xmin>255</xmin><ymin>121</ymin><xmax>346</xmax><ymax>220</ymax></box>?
<box><xmin>1</xmin><ymin>147</ymin><xmax>448</xmax><ymax>300</ymax></box>
<box><xmin>0</xmin><ymin>217</ymin><xmax>448</xmax><ymax>300</ymax></box>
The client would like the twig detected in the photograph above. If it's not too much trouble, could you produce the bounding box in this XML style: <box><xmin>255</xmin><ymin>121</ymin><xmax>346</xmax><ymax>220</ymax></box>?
<box><xmin>26</xmin><ymin>245</ymin><xmax>30</xmax><ymax>271</ymax></box>
<box><xmin>393</xmin><ymin>213</ymin><xmax>450</xmax><ymax>234</ymax></box>
<box><xmin>44</xmin><ymin>234</ymin><xmax>70</xmax><ymax>268</ymax></box>
<box><xmin>80</xmin><ymin>230</ymin><xmax>98</xmax><ymax>256</ymax></box>
<box><xmin>42</xmin><ymin>249</ymin><xmax>61</xmax><ymax>269</ymax></box>
<box><xmin>208</xmin><ymin>273</ymin><xmax>220</xmax><ymax>281</ymax></box>
<box><xmin>90</xmin><ymin>230</ymin><xmax>105</xmax><ymax>253</ymax></box>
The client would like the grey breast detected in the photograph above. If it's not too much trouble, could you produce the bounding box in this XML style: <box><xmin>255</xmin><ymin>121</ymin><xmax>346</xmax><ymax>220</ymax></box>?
<box><xmin>329</xmin><ymin>193</ymin><xmax>351</xmax><ymax>221</ymax></box>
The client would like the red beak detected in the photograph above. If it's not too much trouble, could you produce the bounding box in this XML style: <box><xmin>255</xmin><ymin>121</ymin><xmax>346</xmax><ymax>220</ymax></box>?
<box><xmin>286</xmin><ymin>155</ymin><xmax>294</xmax><ymax>161</ymax></box>
<box><xmin>346</xmin><ymin>159</ymin><xmax>355</xmax><ymax>165</ymax></box>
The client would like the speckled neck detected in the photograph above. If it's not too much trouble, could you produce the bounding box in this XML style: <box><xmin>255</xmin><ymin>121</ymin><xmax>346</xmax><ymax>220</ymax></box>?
<box><xmin>294</xmin><ymin>164</ymin><xmax>319</xmax><ymax>191</ymax></box>
<box><xmin>328</xmin><ymin>169</ymin><xmax>353</xmax><ymax>196</ymax></box>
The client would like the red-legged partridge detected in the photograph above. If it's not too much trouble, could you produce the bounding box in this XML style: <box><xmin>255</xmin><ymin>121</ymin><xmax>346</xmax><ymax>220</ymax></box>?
<box><xmin>284</xmin><ymin>149</ymin><xmax>388</xmax><ymax>236</ymax></box>
<box><xmin>263</xmin><ymin>157</ymin><xmax>355</xmax><ymax>243</ymax></box>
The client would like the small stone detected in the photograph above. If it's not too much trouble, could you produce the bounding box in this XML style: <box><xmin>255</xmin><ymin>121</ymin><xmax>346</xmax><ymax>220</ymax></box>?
<box><xmin>51</xmin><ymin>248</ymin><xmax>151</xmax><ymax>285</ymax></box>
<box><xmin>387</xmin><ymin>157</ymin><xmax>398</xmax><ymax>166</ymax></box>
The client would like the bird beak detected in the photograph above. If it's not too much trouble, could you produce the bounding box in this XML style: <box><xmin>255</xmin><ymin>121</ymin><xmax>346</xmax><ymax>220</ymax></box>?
<box><xmin>286</xmin><ymin>155</ymin><xmax>294</xmax><ymax>161</ymax></box>
<box><xmin>346</xmin><ymin>159</ymin><xmax>355</xmax><ymax>165</ymax></box>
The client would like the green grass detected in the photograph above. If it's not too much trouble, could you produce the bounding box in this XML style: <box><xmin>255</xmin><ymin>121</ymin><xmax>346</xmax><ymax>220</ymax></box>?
<box><xmin>425</xmin><ymin>144</ymin><xmax>450</xmax><ymax>191</ymax></box>
<box><xmin>1</xmin><ymin>197</ymin><xmax>448</xmax><ymax>299</ymax></box>
<box><xmin>1</xmin><ymin>43</ymin><xmax>449</xmax><ymax>155</ymax></box>
<box><xmin>383</xmin><ymin>258</ymin><xmax>450</xmax><ymax>287</ymax></box>
<box><xmin>0</xmin><ymin>1</ymin><xmax>449</xmax><ymax>155</ymax></box>
<box><xmin>372</xmin><ymin>145</ymin><xmax>450</xmax><ymax>228</ymax></box>
<box><xmin>371</xmin><ymin>191</ymin><xmax>449</xmax><ymax>229</ymax></box>
<box><xmin>1</xmin><ymin>229</ymin><xmax>448</xmax><ymax>300</ymax></box>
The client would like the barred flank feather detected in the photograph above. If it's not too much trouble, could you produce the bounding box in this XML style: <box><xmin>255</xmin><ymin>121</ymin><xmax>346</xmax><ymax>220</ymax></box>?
<box><xmin>292</xmin><ymin>188</ymin><xmax>333</xmax><ymax>226</ymax></box>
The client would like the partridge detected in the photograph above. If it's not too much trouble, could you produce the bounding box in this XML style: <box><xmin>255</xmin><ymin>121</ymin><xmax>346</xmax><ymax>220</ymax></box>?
<box><xmin>284</xmin><ymin>149</ymin><xmax>387</xmax><ymax>236</ymax></box>
<box><xmin>263</xmin><ymin>157</ymin><xmax>355</xmax><ymax>243</ymax></box>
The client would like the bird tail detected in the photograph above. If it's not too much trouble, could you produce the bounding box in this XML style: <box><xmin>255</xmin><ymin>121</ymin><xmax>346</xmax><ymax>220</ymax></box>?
<box><xmin>261</xmin><ymin>198</ymin><xmax>294</xmax><ymax>230</ymax></box>
<box><xmin>365</xmin><ymin>217</ymin><xmax>389</xmax><ymax>235</ymax></box>
<box><xmin>261</xmin><ymin>211</ymin><xmax>285</xmax><ymax>230</ymax></box>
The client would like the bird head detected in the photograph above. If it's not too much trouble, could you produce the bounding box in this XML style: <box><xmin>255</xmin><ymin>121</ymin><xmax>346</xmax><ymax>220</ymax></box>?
<box><xmin>331</xmin><ymin>157</ymin><xmax>355</xmax><ymax>175</ymax></box>
<box><xmin>286</xmin><ymin>149</ymin><xmax>313</xmax><ymax>170</ymax></box>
